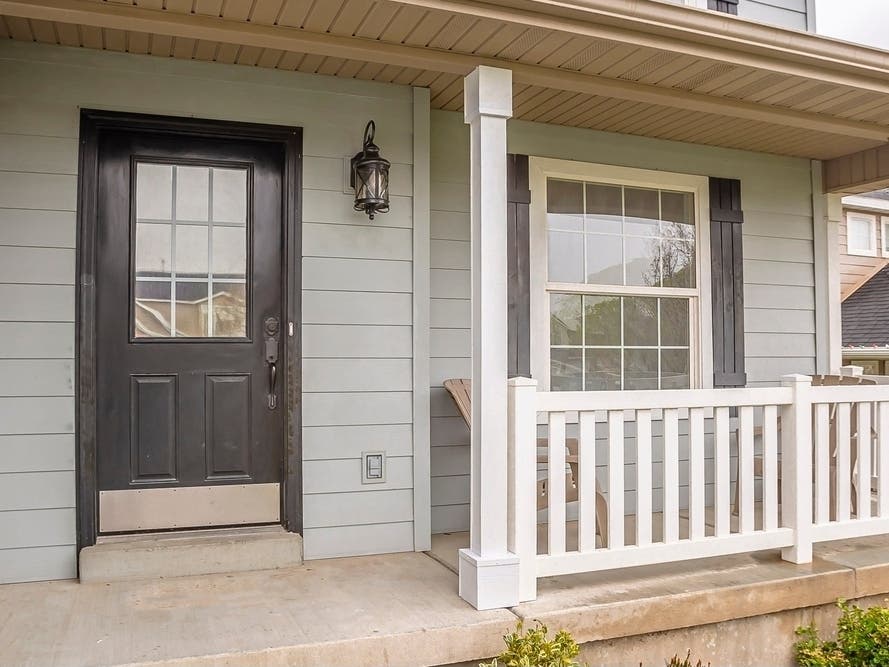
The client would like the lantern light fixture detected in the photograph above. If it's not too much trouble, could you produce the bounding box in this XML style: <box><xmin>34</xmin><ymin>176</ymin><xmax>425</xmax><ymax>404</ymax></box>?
<box><xmin>350</xmin><ymin>120</ymin><xmax>390</xmax><ymax>220</ymax></box>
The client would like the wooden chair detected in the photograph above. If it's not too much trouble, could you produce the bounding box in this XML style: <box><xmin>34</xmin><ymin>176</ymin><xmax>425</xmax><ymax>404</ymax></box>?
<box><xmin>735</xmin><ymin>373</ymin><xmax>877</xmax><ymax>517</ymax></box>
<box><xmin>443</xmin><ymin>379</ymin><xmax>609</xmax><ymax>545</ymax></box>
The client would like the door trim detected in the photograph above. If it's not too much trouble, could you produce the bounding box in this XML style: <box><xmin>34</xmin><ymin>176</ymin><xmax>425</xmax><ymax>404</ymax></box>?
<box><xmin>76</xmin><ymin>110</ymin><xmax>302</xmax><ymax>554</ymax></box>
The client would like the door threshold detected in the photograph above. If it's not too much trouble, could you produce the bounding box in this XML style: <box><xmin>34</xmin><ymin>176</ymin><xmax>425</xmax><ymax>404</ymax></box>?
<box><xmin>96</xmin><ymin>524</ymin><xmax>286</xmax><ymax>545</ymax></box>
<box><xmin>81</xmin><ymin>525</ymin><xmax>302</xmax><ymax>584</ymax></box>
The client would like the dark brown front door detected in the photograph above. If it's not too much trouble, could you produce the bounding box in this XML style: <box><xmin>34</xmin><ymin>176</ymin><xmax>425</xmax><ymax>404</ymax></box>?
<box><xmin>94</xmin><ymin>129</ymin><xmax>286</xmax><ymax>533</ymax></box>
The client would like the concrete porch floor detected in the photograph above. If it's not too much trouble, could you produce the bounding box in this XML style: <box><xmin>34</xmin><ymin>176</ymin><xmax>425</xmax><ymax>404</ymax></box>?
<box><xmin>3</xmin><ymin>535</ymin><xmax>889</xmax><ymax>667</ymax></box>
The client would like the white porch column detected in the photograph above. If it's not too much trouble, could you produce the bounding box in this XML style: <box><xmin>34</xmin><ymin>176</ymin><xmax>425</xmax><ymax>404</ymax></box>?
<box><xmin>458</xmin><ymin>65</ymin><xmax>519</xmax><ymax>610</ymax></box>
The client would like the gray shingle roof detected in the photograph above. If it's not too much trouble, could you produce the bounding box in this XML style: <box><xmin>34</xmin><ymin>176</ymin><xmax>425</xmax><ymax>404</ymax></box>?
<box><xmin>842</xmin><ymin>263</ymin><xmax>889</xmax><ymax>347</ymax></box>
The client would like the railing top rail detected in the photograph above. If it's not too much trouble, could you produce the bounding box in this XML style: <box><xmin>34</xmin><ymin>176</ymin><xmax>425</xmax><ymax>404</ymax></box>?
<box><xmin>810</xmin><ymin>384</ymin><xmax>889</xmax><ymax>403</ymax></box>
<box><xmin>534</xmin><ymin>386</ymin><xmax>793</xmax><ymax>413</ymax></box>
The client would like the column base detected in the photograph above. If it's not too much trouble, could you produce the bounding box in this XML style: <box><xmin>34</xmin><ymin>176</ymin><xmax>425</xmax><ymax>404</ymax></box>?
<box><xmin>458</xmin><ymin>548</ymin><xmax>520</xmax><ymax>610</ymax></box>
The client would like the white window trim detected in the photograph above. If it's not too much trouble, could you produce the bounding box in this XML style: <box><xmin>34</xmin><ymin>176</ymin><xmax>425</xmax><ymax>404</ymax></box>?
<box><xmin>846</xmin><ymin>212</ymin><xmax>877</xmax><ymax>257</ymax></box>
<box><xmin>529</xmin><ymin>157</ymin><xmax>714</xmax><ymax>392</ymax></box>
<box><xmin>882</xmin><ymin>217</ymin><xmax>889</xmax><ymax>258</ymax></box>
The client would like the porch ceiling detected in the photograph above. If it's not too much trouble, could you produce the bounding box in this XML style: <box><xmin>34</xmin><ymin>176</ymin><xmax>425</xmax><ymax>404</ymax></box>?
<box><xmin>3</xmin><ymin>0</ymin><xmax>889</xmax><ymax>161</ymax></box>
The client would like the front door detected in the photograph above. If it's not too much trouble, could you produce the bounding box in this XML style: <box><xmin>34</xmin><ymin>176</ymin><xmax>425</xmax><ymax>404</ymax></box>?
<box><xmin>94</xmin><ymin>127</ymin><xmax>286</xmax><ymax>533</ymax></box>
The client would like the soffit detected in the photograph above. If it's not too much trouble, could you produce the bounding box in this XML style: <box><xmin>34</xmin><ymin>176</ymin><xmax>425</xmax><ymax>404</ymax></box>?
<box><xmin>2</xmin><ymin>0</ymin><xmax>889</xmax><ymax>160</ymax></box>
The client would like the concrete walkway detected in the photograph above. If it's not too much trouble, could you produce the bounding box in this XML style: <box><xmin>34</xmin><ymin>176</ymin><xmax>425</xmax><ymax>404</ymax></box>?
<box><xmin>4</xmin><ymin>535</ymin><xmax>889</xmax><ymax>667</ymax></box>
<box><xmin>0</xmin><ymin>552</ymin><xmax>513</xmax><ymax>667</ymax></box>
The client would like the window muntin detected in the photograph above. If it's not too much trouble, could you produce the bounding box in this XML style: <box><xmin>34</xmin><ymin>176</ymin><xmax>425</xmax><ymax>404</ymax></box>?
<box><xmin>846</xmin><ymin>213</ymin><xmax>877</xmax><ymax>256</ymax></box>
<box><xmin>134</xmin><ymin>162</ymin><xmax>248</xmax><ymax>339</ymax></box>
<box><xmin>539</xmin><ymin>170</ymin><xmax>704</xmax><ymax>392</ymax></box>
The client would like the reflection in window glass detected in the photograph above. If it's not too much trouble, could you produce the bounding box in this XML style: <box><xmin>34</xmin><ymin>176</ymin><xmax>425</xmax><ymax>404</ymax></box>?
<box><xmin>548</xmin><ymin>231</ymin><xmax>584</xmax><ymax>283</ymax></box>
<box><xmin>134</xmin><ymin>163</ymin><xmax>248</xmax><ymax>339</ymax></box>
<box><xmin>550</xmin><ymin>293</ymin><xmax>582</xmax><ymax>345</ymax></box>
<box><xmin>549</xmin><ymin>294</ymin><xmax>692</xmax><ymax>391</ymax></box>
<box><xmin>551</xmin><ymin>348</ymin><xmax>583</xmax><ymax>391</ymax></box>
<box><xmin>545</xmin><ymin>178</ymin><xmax>696</xmax><ymax>289</ymax></box>
<box><xmin>134</xmin><ymin>281</ymin><xmax>172</xmax><ymax>337</ymax></box>
<box><xmin>211</xmin><ymin>282</ymin><xmax>247</xmax><ymax>338</ymax></box>
<box><xmin>176</xmin><ymin>166</ymin><xmax>209</xmax><ymax>221</ymax></box>
<box><xmin>545</xmin><ymin>176</ymin><xmax>698</xmax><ymax>391</ymax></box>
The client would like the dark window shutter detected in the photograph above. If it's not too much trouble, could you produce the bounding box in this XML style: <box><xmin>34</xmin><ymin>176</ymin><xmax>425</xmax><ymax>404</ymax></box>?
<box><xmin>507</xmin><ymin>154</ymin><xmax>531</xmax><ymax>378</ymax></box>
<box><xmin>708</xmin><ymin>0</ymin><xmax>739</xmax><ymax>14</ymax></box>
<box><xmin>709</xmin><ymin>177</ymin><xmax>746</xmax><ymax>388</ymax></box>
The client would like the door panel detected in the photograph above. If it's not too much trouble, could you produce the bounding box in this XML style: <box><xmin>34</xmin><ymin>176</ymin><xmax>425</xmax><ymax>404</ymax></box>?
<box><xmin>205</xmin><ymin>374</ymin><xmax>252</xmax><ymax>480</ymax></box>
<box><xmin>129</xmin><ymin>375</ymin><xmax>178</xmax><ymax>483</ymax></box>
<box><xmin>95</xmin><ymin>128</ymin><xmax>286</xmax><ymax>533</ymax></box>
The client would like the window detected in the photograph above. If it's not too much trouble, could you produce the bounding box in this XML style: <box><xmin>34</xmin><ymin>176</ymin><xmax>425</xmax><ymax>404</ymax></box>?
<box><xmin>133</xmin><ymin>162</ymin><xmax>249</xmax><ymax>339</ymax></box>
<box><xmin>882</xmin><ymin>218</ymin><xmax>889</xmax><ymax>258</ymax></box>
<box><xmin>530</xmin><ymin>159</ymin><xmax>711</xmax><ymax>391</ymax></box>
<box><xmin>846</xmin><ymin>212</ymin><xmax>877</xmax><ymax>256</ymax></box>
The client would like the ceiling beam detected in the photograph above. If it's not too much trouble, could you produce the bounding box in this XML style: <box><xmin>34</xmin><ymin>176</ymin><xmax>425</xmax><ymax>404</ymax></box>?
<box><xmin>824</xmin><ymin>144</ymin><xmax>889</xmax><ymax>194</ymax></box>
<box><xmin>1</xmin><ymin>0</ymin><xmax>888</xmax><ymax>143</ymax></box>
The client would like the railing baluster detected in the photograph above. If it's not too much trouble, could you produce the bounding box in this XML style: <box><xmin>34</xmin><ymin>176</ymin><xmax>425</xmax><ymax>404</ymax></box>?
<box><xmin>837</xmin><ymin>402</ymin><xmax>851</xmax><ymax>522</ymax></box>
<box><xmin>636</xmin><ymin>409</ymin><xmax>653</xmax><ymax>547</ymax></box>
<box><xmin>689</xmin><ymin>407</ymin><xmax>706</xmax><ymax>541</ymax></box>
<box><xmin>548</xmin><ymin>412</ymin><xmax>567</xmax><ymax>555</ymax></box>
<box><xmin>663</xmin><ymin>408</ymin><xmax>679</xmax><ymax>544</ymax></box>
<box><xmin>739</xmin><ymin>406</ymin><xmax>754</xmax><ymax>534</ymax></box>
<box><xmin>763</xmin><ymin>404</ymin><xmax>779</xmax><ymax>532</ymax></box>
<box><xmin>578</xmin><ymin>410</ymin><xmax>597</xmax><ymax>552</ymax></box>
<box><xmin>608</xmin><ymin>410</ymin><xmax>624</xmax><ymax>550</ymax></box>
<box><xmin>814</xmin><ymin>402</ymin><xmax>831</xmax><ymax>525</ymax></box>
<box><xmin>857</xmin><ymin>402</ymin><xmax>872</xmax><ymax>520</ymax></box>
<box><xmin>714</xmin><ymin>406</ymin><xmax>731</xmax><ymax>537</ymax></box>
<box><xmin>879</xmin><ymin>402</ymin><xmax>889</xmax><ymax>519</ymax></box>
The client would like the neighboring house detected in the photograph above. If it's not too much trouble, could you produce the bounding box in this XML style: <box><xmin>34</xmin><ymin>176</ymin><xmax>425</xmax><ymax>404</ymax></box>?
<box><xmin>839</xmin><ymin>189</ymin><xmax>889</xmax><ymax>300</ymax></box>
<box><xmin>4</xmin><ymin>0</ymin><xmax>889</xmax><ymax>660</ymax></box>
<box><xmin>843</xmin><ymin>263</ymin><xmax>889</xmax><ymax>374</ymax></box>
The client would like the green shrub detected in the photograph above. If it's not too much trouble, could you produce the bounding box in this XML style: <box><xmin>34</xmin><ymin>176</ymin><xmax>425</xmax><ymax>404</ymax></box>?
<box><xmin>794</xmin><ymin>599</ymin><xmax>889</xmax><ymax>667</ymax></box>
<box><xmin>664</xmin><ymin>651</ymin><xmax>710</xmax><ymax>667</ymax></box>
<box><xmin>481</xmin><ymin>621</ymin><xmax>580</xmax><ymax>667</ymax></box>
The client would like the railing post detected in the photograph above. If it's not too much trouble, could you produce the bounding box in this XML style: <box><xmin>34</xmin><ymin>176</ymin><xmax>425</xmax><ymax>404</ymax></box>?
<box><xmin>781</xmin><ymin>374</ymin><xmax>814</xmax><ymax>564</ymax></box>
<box><xmin>840</xmin><ymin>365</ymin><xmax>863</xmax><ymax>378</ymax></box>
<box><xmin>508</xmin><ymin>377</ymin><xmax>538</xmax><ymax>602</ymax></box>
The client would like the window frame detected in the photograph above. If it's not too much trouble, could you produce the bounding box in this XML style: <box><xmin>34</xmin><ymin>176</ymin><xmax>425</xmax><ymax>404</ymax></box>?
<box><xmin>846</xmin><ymin>212</ymin><xmax>878</xmax><ymax>257</ymax></box>
<box><xmin>529</xmin><ymin>157</ymin><xmax>714</xmax><ymax>392</ymax></box>
<box><xmin>882</xmin><ymin>217</ymin><xmax>889</xmax><ymax>258</ymax></box>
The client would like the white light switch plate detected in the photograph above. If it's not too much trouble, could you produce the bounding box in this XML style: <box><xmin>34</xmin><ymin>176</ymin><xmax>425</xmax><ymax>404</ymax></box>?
<box><xmin>361</xmin><ymin>451</ymin><xmax>386</xmax><ymax>484</ymax></box>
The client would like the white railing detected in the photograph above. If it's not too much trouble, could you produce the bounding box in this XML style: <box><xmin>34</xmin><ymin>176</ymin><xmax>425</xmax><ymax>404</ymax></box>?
<box><xmin>507</xmin><ymin>374</ymin><xmax>889</xmax><ymax>602</ymax></box>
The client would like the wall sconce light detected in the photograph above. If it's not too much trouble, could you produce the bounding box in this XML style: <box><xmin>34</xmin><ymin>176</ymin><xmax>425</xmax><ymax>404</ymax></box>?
<box><xmin>350</xmin><ymin>120</ymin><xmax>390</xmax><ymax>220</ymax></box>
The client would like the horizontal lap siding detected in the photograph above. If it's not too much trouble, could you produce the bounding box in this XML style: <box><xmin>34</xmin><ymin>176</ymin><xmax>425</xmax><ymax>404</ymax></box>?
<box><xmin>0</xmin><ymin>70</ymin><xmax>78</xmax><ymax>578</ymax></box>
<box><xmin>429</xmin><ymin>113</ymin><xmax>472</xmax><ymax>533</ymax></box>
<box><xmin>428</xmin><ymin>110</ymin><xmax>815</xmax><ymax>530</ymax></box>
<box><xmin>737</xmin><ymin>0</ymin><xmax>809</xmax><ymax>31</ymax></box>
<box><xmin>0</xmin><ymin>40</ymin><xmax>417</xmax><ymax>580</ymax></box>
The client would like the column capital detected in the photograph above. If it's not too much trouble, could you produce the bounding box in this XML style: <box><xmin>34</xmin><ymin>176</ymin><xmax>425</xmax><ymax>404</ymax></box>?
<box><xmin>464</xmin><ymin>66</ymin><xmax>513</xmax><ymax>124</ymax></box>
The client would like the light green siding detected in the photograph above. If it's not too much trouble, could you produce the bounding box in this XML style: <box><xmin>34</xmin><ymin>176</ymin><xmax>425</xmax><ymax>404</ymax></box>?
<box><xmin>0</xmin><ymin>40</ymin><xmax>420</xmax><ymax>582</ymax></box>
<box><xmin>429</xmin><ymin>109</ymin><xmax>816</xmax><ymax>533</ymax></box>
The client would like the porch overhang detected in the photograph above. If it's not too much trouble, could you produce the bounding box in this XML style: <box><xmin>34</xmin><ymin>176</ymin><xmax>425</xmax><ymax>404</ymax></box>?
<box><xmin>3</xmin><ymin>0</ymin><xmax>889</xmax><ymax>178</ymax></box>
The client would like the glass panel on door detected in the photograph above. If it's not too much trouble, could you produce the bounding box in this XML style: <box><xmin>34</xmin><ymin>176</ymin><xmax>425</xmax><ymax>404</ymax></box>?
<box><xmin>134</xmin><ymin>162</ymin><xmax>248</xmax><ymax>338</ymax></box>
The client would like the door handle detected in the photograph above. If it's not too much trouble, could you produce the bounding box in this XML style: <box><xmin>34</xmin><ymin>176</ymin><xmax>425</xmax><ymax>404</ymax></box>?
<box><xmin>264</xmin><ymin>316</ymin><xmax>280</xmax><ymax>410</ymax></box>
<box><xmin>268</xmin><ymin>361</ymin><xmax>277</xmax><ymax>410</ymax></box>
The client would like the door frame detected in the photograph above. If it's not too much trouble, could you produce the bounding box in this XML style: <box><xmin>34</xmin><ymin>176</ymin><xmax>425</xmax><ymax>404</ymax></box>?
<box><xmin>76</xmin><ymin>110</ymin><xmax>302</xmax><ymax>552</ymax></box>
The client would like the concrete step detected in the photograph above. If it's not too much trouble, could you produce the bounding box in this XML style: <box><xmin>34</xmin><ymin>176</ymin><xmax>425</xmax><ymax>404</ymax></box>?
<box><xmin>79</xmin><ymin>525</ymin><xmax>303</xmax><ymax>583</ymax></box>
